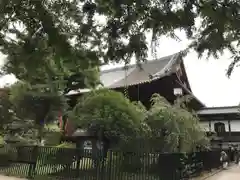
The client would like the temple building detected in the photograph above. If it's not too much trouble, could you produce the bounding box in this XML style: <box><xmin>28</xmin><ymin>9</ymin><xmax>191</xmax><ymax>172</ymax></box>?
<box><xmin>66</xmin><ymin>52</ymin><xmax>240</xmax><ymax>149</ymax></box>
<box><xmin>197</xmin><ymin>106</ymin><xmax>240</xmax><ymax>149</ymax></box>
<box><xmin>67</xmin><ymin>52</ymin><xmax>204</xmax><ymax>109</ymax></box>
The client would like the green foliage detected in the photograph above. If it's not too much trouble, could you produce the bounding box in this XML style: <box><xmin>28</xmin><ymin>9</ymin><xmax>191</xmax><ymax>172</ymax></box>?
<box><xmin>9</xmin><ymin>81</ymin><xmax>67</xmax><ymax>125</ymax></box>
<box><xmin>0</xmin><ymin>147</ymin><xmax>11</xmax><ymax>166</ymax></box>
<box><xmin>0</xmin><ymin>88</ymin><xmax>36</xmax><ymax>137</ymax></box>
<box><xmin>0</xmin><ymin>90</ymin><xmax>16</xmax><ymax>131</ymax></box>
<box><xmin>69</xmin><ymin>90</ymin><xmax>208</xmax><ymax>153</ymax></box>
<box><xmin>0</xmin><ymin>81</ymin><xmax>68</xmax><ymax>145</ymax></box>
<box><xmin>1</xmin><ymin>0</ymin><xmax>239</xmax><ymax>88</ymax></box>
<box><xmin>0</xmin><ymin>0</ymin><xmax>101</xmax><ymax>93</ymax></box>
<box><xmin>70</xmin><ymin>89</ymin><xmax>144</xmax><ymax>144</ymax></box>
<box><xmin>43</xmin><ymin>131</ymin><xmax>62</xmax><ymax>146</ymax></box>
<box><xmin>146</xmin><ymin>94</ymin><xmax>209</xmax><ymax>153</ymax></box>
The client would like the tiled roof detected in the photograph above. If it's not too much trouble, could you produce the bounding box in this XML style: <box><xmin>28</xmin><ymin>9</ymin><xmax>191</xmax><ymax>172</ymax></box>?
<box><xmin>197</xmin><ymin>106</ymin><xmax>240</xmax><ymax>115</ymax></box>
<box><xmin>66</xmin><ymin>52</ymin><xmax>182</xmax><ymax>95</ymax></box>
<box><xmin>100</xmin><ymin>66</ymin><xmax>135</xmax><ymax>87</ymax></box>
<box><xmin>100</xmin><ymin>52</ymin><xmax>181</xmax><ymax>88</ymax></box>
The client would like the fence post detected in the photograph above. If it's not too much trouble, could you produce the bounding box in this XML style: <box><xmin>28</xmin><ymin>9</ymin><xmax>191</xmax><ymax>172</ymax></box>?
<box><xmin>100</xmin><ymin>150</ymin><xmax>105</xmax><ymax>180</ymax></box>
<box><xmin>28</xmin><ymin>146</ymin><xmax>38</xmax><ymax>178</ymax></box>
<box><xmin>108</xmin><ymin>150</ymin><xmax>112</xmax><ymax>180</ymax></box>
<box><xmin>75</xmin><ymin>148</ymin><xmax>81</xmax><ymax>178</ymax></box>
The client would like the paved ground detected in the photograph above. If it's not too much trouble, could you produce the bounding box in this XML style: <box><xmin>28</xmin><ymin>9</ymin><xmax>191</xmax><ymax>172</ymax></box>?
<box><xmin>204</xmin><ymin>165</ymin><xmax>240</xmax><ymax>180</ymax></box>
<box><xmin>0</xmin><ymin>175</ymin><xmax>26</xmax><ymax>180</ymax></box>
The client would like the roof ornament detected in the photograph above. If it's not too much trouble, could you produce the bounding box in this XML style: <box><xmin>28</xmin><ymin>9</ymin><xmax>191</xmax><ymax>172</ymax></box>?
<box><xmin>148</xmin><ymin>74</ymin><xmax>154</xmax><ymax>80</ymax></box>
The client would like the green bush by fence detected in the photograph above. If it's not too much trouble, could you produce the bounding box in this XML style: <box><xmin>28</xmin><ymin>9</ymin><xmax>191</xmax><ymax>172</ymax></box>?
<box><xmin>0</xmin><ymin>145</ymin><xmax>223</xmax><ymax>180</ymax></box>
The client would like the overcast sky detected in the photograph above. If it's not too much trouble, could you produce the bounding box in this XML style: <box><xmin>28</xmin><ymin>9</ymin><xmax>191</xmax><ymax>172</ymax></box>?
<box><xmin>1</xmin><ymin>30</ymin><xmax>240</xmax><ymax>107</ymax></box>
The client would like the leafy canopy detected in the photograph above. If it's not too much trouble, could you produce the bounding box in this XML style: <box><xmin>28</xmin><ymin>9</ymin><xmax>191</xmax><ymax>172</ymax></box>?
<box><xmin>1</xmin><ymin>0</ymin><xmax>239</xmax><ymax>89</ymax></box>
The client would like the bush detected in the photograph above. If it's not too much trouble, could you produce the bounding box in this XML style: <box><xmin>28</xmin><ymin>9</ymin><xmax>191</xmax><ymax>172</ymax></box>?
<box><xmin>44</xmin><ymin>132</ymin><xmax>62</xmax><ymax>146</ymax></box>
<box><xmin>146</xmin><ymin>94</ymin><xmax>209</xmax><ymax>153</ymax></box>
<box><xmin>0</xmin><ymin>153</ymin><xmax>11</xmax><ymax>166</ymax></box>
<box><xmin>70</xmin><ymin>89</ymin><xmax>145</xmax><ymax>145</ymax></box>
<box><xmin>0</xmin><ymin>147</ymin><xmax>13</xmax><ymax>167</ymax></box>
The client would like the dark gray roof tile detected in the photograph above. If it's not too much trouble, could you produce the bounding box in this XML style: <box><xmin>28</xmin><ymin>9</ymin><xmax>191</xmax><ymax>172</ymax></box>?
<box><xmin>102</xmin><ymin>52</ymin><xmax>180</xmax><ymax>88</ymax></box>
<box><xmin>197</xmin><ymin>106</ymin><xmax>240</xmax><ymax>115</ymax></box>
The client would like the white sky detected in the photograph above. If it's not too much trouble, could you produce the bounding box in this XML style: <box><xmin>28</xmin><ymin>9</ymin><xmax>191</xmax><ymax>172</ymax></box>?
<box><xmin>0</xmin><ymin>30</ymin><xmax>240</xmax><ymax>107</ymax></box>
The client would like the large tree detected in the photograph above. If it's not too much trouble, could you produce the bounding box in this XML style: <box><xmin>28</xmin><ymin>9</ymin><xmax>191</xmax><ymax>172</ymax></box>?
<box><xmin>1</xmin><ymin>0</ymin><xmax>239</xmax><ymax>89</ymax></box>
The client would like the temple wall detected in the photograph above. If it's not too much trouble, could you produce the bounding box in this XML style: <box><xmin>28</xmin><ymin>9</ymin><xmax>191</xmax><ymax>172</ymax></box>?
<box><xmin>199</xmin><ymin>120</ymin><xmax>240</xmax><ymax>132</ymax></box>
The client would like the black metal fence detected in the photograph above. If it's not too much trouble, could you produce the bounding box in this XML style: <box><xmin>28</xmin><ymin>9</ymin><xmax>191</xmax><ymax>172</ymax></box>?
<box><xmin>0</xmin><ymin>145</ymin><xmax>223</xmax><ymax>180</ymax></box>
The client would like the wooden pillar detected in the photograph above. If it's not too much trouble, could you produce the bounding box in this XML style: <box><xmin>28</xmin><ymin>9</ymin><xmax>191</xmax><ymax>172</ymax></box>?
<box><xmin>228</xmin><ymin>119</ymin><xmax>231</xmax><ymax>137</ymax></box>
<box><xmin>209</xmin><ymin>120</ymin><xmax>212</xmax><ymax>132</ymax></box>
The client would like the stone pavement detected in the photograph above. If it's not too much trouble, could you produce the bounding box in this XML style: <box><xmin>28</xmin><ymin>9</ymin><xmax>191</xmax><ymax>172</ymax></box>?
<box><xmin>203</xmin><ymin>165</ymin><xmax>240</xmax><ymax>180</ymax></box>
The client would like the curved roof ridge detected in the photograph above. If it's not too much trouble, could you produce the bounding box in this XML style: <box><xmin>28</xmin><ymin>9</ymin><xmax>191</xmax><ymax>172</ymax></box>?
<box><xmin>107</xmin><ymin>52</ymin><xmax>181</xmax><ymax>88</ymax></box>
<box><xmin>101</xmin><ymin>52</ymin><xmax>180</xmax><ymax>74</ymax></box>
<box><xmin>151</xmin><ymin>53</ymin><xmax>180</xmax><ymax>79</ymax></box>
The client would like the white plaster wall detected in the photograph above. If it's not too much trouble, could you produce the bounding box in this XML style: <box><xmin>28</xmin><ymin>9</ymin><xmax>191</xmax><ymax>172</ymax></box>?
<box><xmin>229</xmin><ymin>121</ymin><xmax>240</xmax><ymax>132</ymax></box>
<box><xmin>200</xmin><ymin>120</ymin><xmax>240</xmax><ymax>132</ymax></box>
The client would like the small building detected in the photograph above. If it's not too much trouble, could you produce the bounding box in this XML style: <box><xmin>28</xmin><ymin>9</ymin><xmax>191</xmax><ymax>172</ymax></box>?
<box><xmin>197</xmin><ymin>106</ymin><xmax>240</xmax><ymax>149</ymax></box>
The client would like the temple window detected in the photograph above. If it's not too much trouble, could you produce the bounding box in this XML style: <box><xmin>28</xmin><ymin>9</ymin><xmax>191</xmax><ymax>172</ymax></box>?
<box><xmin>214</xmin><ymin>122</ymin><xmax>225</xmax><ymax>134</ymax></box>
